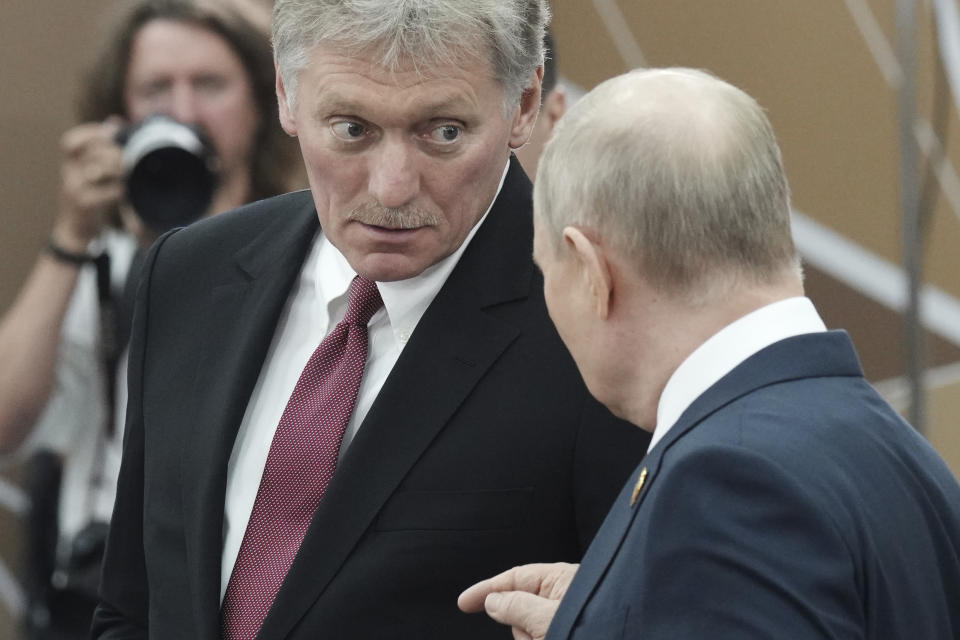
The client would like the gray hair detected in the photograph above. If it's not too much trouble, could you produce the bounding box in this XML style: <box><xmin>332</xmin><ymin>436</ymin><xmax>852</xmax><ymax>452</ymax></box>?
<box><xmin>535</xmin><ymin>67</ymin><xmax>801</xmax><ymax>302</ymax></box>
<box><xmin>273</xmin><ymin>0</ymin><xmax>549</xmax><ymax>111</ymax></box>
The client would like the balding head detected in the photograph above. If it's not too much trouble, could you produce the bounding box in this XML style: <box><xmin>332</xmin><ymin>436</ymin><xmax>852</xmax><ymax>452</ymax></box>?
<box><xmin>535</xmin><ymin>68</ymin><xmax>800</xmax><ymax>303</ymax></box>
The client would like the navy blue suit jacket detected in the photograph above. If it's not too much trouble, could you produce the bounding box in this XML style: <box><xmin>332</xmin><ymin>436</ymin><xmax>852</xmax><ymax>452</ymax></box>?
<box><xmin>548</xmin><ymin>331</ymin><xmax>960</xmax><ymax>639</ymax></box>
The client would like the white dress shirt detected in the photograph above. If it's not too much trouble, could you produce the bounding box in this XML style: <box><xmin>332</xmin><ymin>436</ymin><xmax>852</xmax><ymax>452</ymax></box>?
<box><xmin>220</xmin><ymin>161</ymin><xmax>510</xmax><ymax>600</ymax></box>
<box><xmin>648</xmin><ymin>296</ymin><xmax>827</xmax><ymax>452</ymax></box>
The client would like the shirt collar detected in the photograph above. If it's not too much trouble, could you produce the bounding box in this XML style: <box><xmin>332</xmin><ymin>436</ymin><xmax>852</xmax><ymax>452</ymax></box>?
<box><xmin>649</xmin><ymin>296</ymin><xmax>827</xmax><ymax>452</ymax></box>
<box><xmin>314</xmin><ymin>158</ymin><xmax>511</xmax><ymax>346</ymax></box>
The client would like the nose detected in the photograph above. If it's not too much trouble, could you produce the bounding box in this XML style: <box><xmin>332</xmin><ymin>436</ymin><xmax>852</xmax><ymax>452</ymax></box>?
<box><xmin>168</xmin><ymin>85</ymin><xmax>200</xmax><ymax>125</ymax></box>
<box><xmin>367</xmin><ymin>139</ymin><xmax>420</xmax><ymax>208</ymax></box>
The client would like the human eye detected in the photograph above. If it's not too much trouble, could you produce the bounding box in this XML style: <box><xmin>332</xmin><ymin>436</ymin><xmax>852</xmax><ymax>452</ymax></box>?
<box><xmin>194</xmin><ymin>74</ymin><xmax>227</xmax><ymax>94</ymax></box>
<box><xmin>426</xmin><ymin>123</ymin><xmax>462</xmax><ymax>145</ymax></box>
<box><xmin>137</xmin><ymin>79</ymin><xmax>170</xmax><ymax>101</ymax></box>
<box><xmin>330</xmin><ymin>120</ymin><xmax>371</xmax><ymax>141</ymax></box>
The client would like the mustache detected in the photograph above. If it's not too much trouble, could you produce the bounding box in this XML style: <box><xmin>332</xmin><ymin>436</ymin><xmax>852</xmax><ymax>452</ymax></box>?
<box><xmin>346</xmin><ymin>201</ymin><xmax>441</xmax><ymax>229</ymax></box>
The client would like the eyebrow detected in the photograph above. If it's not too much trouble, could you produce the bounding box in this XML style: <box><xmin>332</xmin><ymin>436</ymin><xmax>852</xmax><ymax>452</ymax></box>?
<box><xmin>310</xmin><ymin>95</ymin><xmax>363</xmax><ymax>120</ymax></box>
<box><xmin>418</xmin><ymin>96</ymin><xmax>476</xmax><ymax>119</ymax></box>
<box><xmin>313</xmin><ymin>92</ymin><xmax>477</xmax><ymax>121</ymax></box>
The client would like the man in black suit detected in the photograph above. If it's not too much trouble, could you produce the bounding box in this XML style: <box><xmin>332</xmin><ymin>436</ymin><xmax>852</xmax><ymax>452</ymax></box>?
<box><xmin>92</xmin><ymin>1</ymin><xmax>649</xmax><ymax>638</ymax></box>
<box><xmin>460</xmin><ymin>68</ymin><xmax>960</xmax><ymax>638</ymax></box>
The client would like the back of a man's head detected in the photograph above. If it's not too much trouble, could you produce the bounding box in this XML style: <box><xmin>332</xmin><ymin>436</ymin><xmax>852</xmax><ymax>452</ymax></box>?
<box><xmin>535</xmin><ymin>68</ymin><xmax>800</xmax><ymax>303</ymax></box>
<box><xmin>272</xmin><ymin>0</ymin><xmax>549</xmax><ymax>111</ymax></box>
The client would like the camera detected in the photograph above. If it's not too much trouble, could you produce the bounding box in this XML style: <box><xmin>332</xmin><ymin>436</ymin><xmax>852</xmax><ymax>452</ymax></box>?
<box><xmin>118</xmin><ymin>114</ymin><xmax>219</xmax><ymax>234</ymax></box>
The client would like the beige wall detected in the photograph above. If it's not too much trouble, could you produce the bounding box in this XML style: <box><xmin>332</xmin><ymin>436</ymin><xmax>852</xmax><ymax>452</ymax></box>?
<box><xmin>930</xmin><ymin>381</ymin><xmax>960</xmax><ymax>474</ymax></box>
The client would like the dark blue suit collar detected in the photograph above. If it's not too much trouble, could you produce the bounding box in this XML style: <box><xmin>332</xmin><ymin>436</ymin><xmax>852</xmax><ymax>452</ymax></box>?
<box><xmin>648</xmin><ymin>330</ymin><xmax>863</xmax><ymax>465</ymax></box>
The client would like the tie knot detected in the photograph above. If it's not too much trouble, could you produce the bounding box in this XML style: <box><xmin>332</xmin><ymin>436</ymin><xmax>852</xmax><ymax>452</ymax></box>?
<box><xmin>343</xmin><ymin>276</ymin><xmax>383</xmax><ymax>327</ymax></box>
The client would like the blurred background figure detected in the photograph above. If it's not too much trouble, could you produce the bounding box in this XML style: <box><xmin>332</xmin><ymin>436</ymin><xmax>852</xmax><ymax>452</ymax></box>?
<box><xmin>0</xmin><ymin>1</ymin><xmax>300</xmax><ymax>637</ymax></box>
<box><xmin>515</xmin><ymin>29</ymin><xmax>567</xmax><ymax>181</ymax></box>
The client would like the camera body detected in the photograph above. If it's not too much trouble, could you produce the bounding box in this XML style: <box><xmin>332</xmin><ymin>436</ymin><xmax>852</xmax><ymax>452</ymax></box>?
<box><xmin>118</xmin><ymin>115</ymin><xmax>219</xmax><ymax>234</ymax></box>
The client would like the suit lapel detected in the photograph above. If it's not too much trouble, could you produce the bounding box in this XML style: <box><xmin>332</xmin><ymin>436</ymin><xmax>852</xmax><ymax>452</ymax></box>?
<box><xmin>258</xmin><ymin>158</ymin><xmax>535</xmax><ymax>639</ymax></box>
<box><xmin>547</xmin><ymin>330</ymin><xmax>864</xmax><ymax>638</ymax></box>
<box><xmin>179</xmin><ymin>197</ymin><xmax>319</xmax><ymax>638</ymax></box>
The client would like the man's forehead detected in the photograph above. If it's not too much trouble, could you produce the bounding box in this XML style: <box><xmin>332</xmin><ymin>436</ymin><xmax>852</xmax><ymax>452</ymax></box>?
<box><xmin>313</xmin><ymin>41</ymin><xmax>498</xmax><ymax>80</ymax></box>
<box><xmin>302</xmin><ymin>46</ymin><xmax>500</xmax><ymax>117</ymax></box>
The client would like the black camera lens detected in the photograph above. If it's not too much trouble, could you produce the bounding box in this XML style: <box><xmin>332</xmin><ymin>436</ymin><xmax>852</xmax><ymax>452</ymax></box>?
<box><xmin>119</xmin><ymin>115</ymin><xmax>218</xmax><ymax>234</ymax></box>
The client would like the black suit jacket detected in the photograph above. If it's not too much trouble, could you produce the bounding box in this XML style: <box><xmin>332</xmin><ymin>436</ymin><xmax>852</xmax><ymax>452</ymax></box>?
<box><xmin>93</xmin><ymin>160</ymin><xmax>650</xmax><ymax>638</ymax></box>
<box><xmin>547</xmin><ymin>331</ymin><xmax>960</xmax><ymax>639</ymax></box>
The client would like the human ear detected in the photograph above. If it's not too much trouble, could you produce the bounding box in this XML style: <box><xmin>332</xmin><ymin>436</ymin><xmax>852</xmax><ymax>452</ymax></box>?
<box><xmin>542</xmin><ymin>85</ymin><xmax>567</xmax><ymax>132</ymax></box>
<box><xmin>508</xmin><ymin>68</ymin><xmax>544</xmax><ymax>149</ymax></box>
<box><xmin>562</xmin><ymin>226</ymin><xmax>613</xmax><ymax>319</ymax></box>
<box><xmin>275</xmin><ymin>59</ymin><xmax>297</xmax><ymax>137</ymax></box>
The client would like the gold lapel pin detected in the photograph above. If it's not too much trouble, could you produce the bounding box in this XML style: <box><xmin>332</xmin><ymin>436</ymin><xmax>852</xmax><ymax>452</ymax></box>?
<box><xmin>630</xmin><ymin>467</ymin><xmax>648</xmax><ymax>507</ymax></box>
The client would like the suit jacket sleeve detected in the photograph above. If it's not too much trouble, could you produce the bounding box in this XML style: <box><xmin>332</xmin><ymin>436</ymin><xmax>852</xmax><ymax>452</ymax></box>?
<box><xmin>91</xmin><ymin>232</ymin><xmax>176</xmax><ymax>639</ymax></box>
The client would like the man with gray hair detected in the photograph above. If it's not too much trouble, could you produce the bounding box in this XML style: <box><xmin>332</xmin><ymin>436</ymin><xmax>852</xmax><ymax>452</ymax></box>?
<box><xmin>92</xmin><ymin>1</ymin><xmax>648</xmax><ymax>638</ymax></box>
<box><xmin>460</xmin><ymin>68</ymin><xmax>960</xmax><ymax>638</ymax></box>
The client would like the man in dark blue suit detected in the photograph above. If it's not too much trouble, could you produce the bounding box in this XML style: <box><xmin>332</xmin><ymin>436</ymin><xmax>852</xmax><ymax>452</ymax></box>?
<box><xmin>461</xmin><ymin>67</ymin><xmax>960</xmax><ymax>639</ymax></box>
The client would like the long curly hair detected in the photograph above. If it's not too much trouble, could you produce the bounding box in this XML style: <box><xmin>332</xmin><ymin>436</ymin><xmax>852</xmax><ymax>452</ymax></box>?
<box><xmin>78</xmin><ymin>0</ymin><xmax>300</xmax><ymax>202</ymax></box>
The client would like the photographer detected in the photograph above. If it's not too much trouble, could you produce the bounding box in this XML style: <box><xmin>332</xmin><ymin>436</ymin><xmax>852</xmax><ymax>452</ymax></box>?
<box><xmin>0</xmin><ymin>1</ymin><xmax>299</xmax><ymax>637</ymax></box>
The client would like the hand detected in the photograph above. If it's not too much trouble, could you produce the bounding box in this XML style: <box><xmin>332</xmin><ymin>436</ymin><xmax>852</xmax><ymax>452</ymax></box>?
<box><xmin>458</xmin><ymin>563</ymin><xmax>579</xmax><ymax>640</ymax></box>
<box><xmin>54</xmin><ymin>118</ymin><xmax>125</xmax><ymax>250</ymax></box>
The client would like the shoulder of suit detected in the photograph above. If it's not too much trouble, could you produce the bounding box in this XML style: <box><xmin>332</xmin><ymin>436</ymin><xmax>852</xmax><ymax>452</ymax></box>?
<box><xmin>160</xmin><ymin>190</ymin><xmax>313</xmax><ymax>248</ymax></box>
<box><xmin>665</xmin><ymin>371</ymin><xmax>905</xmax><ymax>485</ymax></box>
<box><xmin>202</xmin><ymin>189</ymin><xmax>314</xmax><ymax>232</ymax></box>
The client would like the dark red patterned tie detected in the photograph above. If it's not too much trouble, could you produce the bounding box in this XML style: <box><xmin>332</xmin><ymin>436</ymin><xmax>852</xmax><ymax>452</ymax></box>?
<box><xmin>221</xmin><ymin>276</ymin><xmax>383</xmax><ymax>640</ymax></box>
